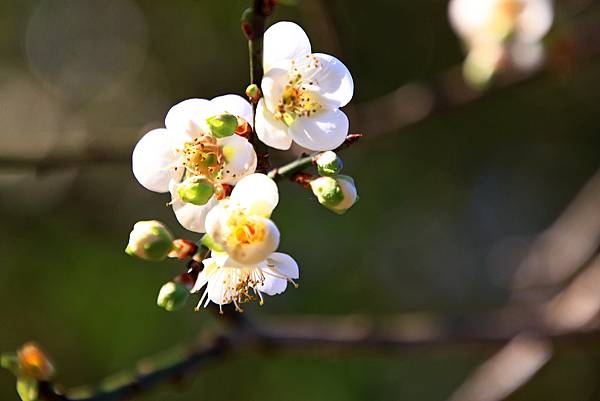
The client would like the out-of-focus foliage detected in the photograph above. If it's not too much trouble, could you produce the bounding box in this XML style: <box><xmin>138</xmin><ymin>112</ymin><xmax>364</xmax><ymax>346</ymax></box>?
<box><xmin>1</xmin><ymin>1</ymin><xmax>600</xmax><ymax>400</ymax></box>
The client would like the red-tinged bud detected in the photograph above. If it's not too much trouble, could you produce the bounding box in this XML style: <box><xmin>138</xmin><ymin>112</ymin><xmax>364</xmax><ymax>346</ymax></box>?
<box><xmin>169</xmin><ymin>239</ymin><xmax>198</xmax><ymax>260</ymax></box>
<box><xmin>17</xmin><ymin>343</ymin><xmax>54</xmax><ymax>381</ymax></box>
<box><xmin>245</xmin><ymin>84</ymin><xmax>261</xmax><ymax>104</ymax></box>
<box><xmin>241</xmin><ymin>8</ymin><xmax>255</xmax><ymax>39</ymax></box>
<box><xmin>235</xmin><ymin>119</ymin><xmax>253</xmax><ymax>140</ymax></box>
<box><xmin>214</xmin><ymin>183</ymin><xmax>234</xmax><ymax>200</ymax></box>
<box><xmin>174</xmin><ymin>271</ymin><xmax>198</xmax><ymax>290</ymax></box>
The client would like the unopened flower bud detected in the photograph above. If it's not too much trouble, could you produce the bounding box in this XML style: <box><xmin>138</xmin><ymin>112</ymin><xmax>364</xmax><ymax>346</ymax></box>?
<box><xmin>245</xmin><ymin>84</ymin><xmax>261</xmax><ymax>103</ymax></box>
<box><xmin>17</xmin><ymin>343</ymin><xmax>54</xmax><ymax>381</ymax></box>
<box><xmin>157</xmin><ymin>282</ymin><xmax>189</xmax><ymax>312</ymax></box>
<box><xmin>310</xmin><ymin>176</ymin><xmax>344</xmax><ymax>207</ymax></box>
<box><xmin>177</xmin><ymin>177</ymin><xmax>214</xmax><ymax>206</ymax></box>
<box><xmin>310</xmin><ymin>175</ymin><xmax>358</xmax><ymax>214</ymax></box>
<box><xmin>315</xmin><ymin>151</ymin><xmax>343</xmax><ymax>176</ymax></box>
<box><xmin>125</xmin><ymin>221</ymin><xmax>174</xmax><ymax>262</ymax></box>
<box><xmin>206</xmin><ymin>113</ymin><xmax>238</xmax><ymax>138</ymax></box>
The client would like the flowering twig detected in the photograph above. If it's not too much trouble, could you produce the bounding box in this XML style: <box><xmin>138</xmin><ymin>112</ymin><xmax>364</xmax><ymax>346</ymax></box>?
<box><xmin>267</xmin><ymin>133</ymin><xmax>362</xmax><ymax>181</ymax></box>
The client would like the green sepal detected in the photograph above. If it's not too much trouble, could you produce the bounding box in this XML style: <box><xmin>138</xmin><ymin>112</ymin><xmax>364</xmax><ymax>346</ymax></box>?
<box><xmin>1</xmin><ymin>353</ymin><xmax>18</xmax><ymax>375</ymax></box>
<box><xmin>177</xmin><ymin>180</ymin><xmax>214</xmax><ymax>206</ymax></box>
<box><xmin>200</xmin><ymin>234</ymin><xmax>224</xmax><ymax>253</ymax></box>
<box><xmin>206</xmin><ymin>114</ymin><xmax>238</xmax><ymax>138</ymax></box>
<box><xmin>16</xmin><ymin>376</ymin><xmax>38</xmax><ymax>401</ymax></box>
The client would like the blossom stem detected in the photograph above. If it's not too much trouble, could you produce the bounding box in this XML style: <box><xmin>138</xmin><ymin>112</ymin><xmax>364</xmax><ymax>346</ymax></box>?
<box><xmin>245</xmin><ymin>0</ymin><xmax>273</xmax><ymax>172</ymax></box>
<box><xmin>267</xmin><ymin>133</ymin><xmax>363</xmax><ymax>181</ymax></box>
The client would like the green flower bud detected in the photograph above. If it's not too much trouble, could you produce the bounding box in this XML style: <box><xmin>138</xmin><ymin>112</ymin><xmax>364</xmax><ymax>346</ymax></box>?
<box><xmin>177</xmin><ymin>178</ymin><xmax>214</xmax><ymax>206</ymax></box>
<box><xmin>310</xmin><ymin>176</ymin><xmax>344</xmax><ymax>207</ymax></box>
<box><xmin>125</xmin><ymin>221</ymin><xmax>174</xmax><ymax>262</ymax></box>
<box><xmin>316</xmin><ymin>151</ymin><xmax>343</xmax><ymax>176</ymax></box>
<box><xmin>245</xmin><ymin>84</ymin><xmax>261</xmax><ymax>102</ymax></box>
<box><xmin>206</xmin><ymin>113</ymin><xmax>238</xmax><ymax>138</ymax></box>
<box><xmin>310</xmin><ymin>175</ymin><xmax>359</xmax><ymax>214</ymax></box>
<box><xmin>157</xmin><ymin>282</ymin><xmax>189</xmax><ymax>312</ymax></box>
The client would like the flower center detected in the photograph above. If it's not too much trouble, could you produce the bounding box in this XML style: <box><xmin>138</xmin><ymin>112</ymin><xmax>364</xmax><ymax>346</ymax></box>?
<box><xmin>226</xmin><ymin>212</ymin><xmax>266</xmax><ymax>248</ymax></box>
<box><xmin>274</xmin><ymin>55</ymin><xmax>323</xmax><ymax>126</ymax></box>
<box><xmin>179</xmin><ymin>135</ymin><xmax>224</xmax><ymax>179</ymax></box>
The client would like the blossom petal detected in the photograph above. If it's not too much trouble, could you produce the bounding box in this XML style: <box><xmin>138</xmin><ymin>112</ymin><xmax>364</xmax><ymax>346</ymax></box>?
<box><xmin>210</xmin><ymin>95</ymin><xmax>254</xmax><ymax>127</ymax></box>
<box><xmin>132</xmin><ymin>128</ymin><xmax>178</xmax><ymax>193</ymax></box>
<box><xmin>312</xmin><ymin>53</ymin><xmax>354</xmax><ymax>108</ymax></box>
<box><xmin>218</xmin><ymin>135</ymin><xmax>257</xmax><ymax>185</ymax></box>
<box><xmin>170</xmin><ymin>184</ymin><xmax>219</xmax><ymax>233</ymax></box>
<box><xmin>257</xmin><ymin>275</ymin><xmax>288</xmax><ymax>296</ymax></box>
<box><xmin>207</xmin><ymin>268</ymin><xmax>230</xmax><ymax>305</ymax></box>
<box><xmin>255</xmin><ymin>98</ymin><xmax>292</xmax><ymax>150</ymax></box>
<box><xmin>269</xmin><ymin>252</ymin><xmax>300</xmax><ymax>279</ymax></box>
<box><xmin>165</xmin><ymin>98</ymin><xmax>212</xmax><ymax>141</ymax></box>
<box><xmin>289</xmin><ymin>109</ymin><xmax>349</xmax><ymax>151</ymax></box>
<box><xmin>230</xmin><ymin>173</ymin><xmax>279</xmax><ymax>216</ymax></box>
<box><xmin>516</xmin><ymin>0</ymin><xmax>553</xmax><ymax>43</ymax></box>
<box><xmin>261</xmin><ymin>64</ymin><xmax>290</xmax><ymax>114</ymax></box>
<box><xmin>263</xmin><ymin>21</ymin><xmax>311</xmax><ymax>71</ymax></box>
<box><xmin>191</xmin><ymin>257</ymin><xmax>220</xmax><ymax>293</ymax></box>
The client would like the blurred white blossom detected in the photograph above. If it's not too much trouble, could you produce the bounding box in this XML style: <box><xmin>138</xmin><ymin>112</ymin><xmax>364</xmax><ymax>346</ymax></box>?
<box><xmin>448</xmin><ymin>0</ymin><xmax>554</xmax><ymax>86</ymax></box>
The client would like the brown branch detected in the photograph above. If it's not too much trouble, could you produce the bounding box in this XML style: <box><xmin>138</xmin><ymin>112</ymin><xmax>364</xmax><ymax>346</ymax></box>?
<box><xmin>34</xmin><ymin>311</ymin><xmax>600</xmax><ymax>401</ymax></box>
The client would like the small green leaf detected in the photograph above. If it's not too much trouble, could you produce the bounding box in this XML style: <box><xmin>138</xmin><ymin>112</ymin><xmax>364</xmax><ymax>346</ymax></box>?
<box><xmin>16</xmin><ymin>376</ymin><xmax>38</xmax><ymax>401</ymax></box>
<box><xmin>200</xmin><ymin>234</ymin><xmax>224</xmax><ymax>253</ymax></box>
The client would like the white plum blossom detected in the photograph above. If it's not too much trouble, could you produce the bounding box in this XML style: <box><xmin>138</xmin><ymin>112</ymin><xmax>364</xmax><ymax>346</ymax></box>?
<box><xmin>448</xmin><ymin>0</ymin><xmax>553</xmax><ymax>84</ymax></box>
<box><xmin>191</xmin><ymin>250</ymin><xmax>299</xmax><ymax>312</ymax></box>
<box><xmin>193</xmin><ymin>173</ymin><xmax>299</xmax><ymax>311</ymax></box>
<box><xmin>204</xmin><ymin>173</ymin><xmax>280</xmax><ymax>265</ymax></box>
<box><xmin>255</xmin><ymin>21</ymin><xmax>354</xmax><ymax>151</ymax></box>
<box><xmin>132</xmin><ymin>95</ymin><xmax>257</xmax><ymax>233</ymax></box>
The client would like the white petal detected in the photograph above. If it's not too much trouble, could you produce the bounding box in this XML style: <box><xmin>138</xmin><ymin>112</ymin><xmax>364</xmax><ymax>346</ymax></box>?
<box><xmin>170</xmin><ymin>185</ymin><xmax>219</xmax><ymax>233</ymax></box>
<box><xmin>289</xmin><ymin>109</ymin><xmax>349</xmax><ymax>151</ymax></box>
<box><xmin>191</xmin><ymin>257</ymin><xmax>219</xmax><ymax>293</ymax></box>
<box><xmin>207</xmin><ymin>268</ymin><xmax>230</xmax><ymax>305</ymax></box>
<box><xmin>225</xmin><ymin>217</ymin><xmax>280</xmax><ymax>265</ymax></box>
<box><xmin>210</xmin><ymin>95</ymin><xmax>254</xmax><ymax>127</ymax></box>
<box><xmin>516</xmin><ymin>0</ymin><xmax>553</xmax><ymax>43</ymax></box>
<box><xmin>255</xmin><ymin>98</ymin><xmax>292</xmax><ymax>150</ymax></box>
<box><xmin>261</xmin><ymin>63</ymin><xmax>290</xmax><ymax>114</ymax></box>
<box><xmin>165</xmin><ymin>98</ymin><xmax>212</xmax><ymax>141</ymax></box>
<box><xmin>218</xmin><ymin>135</ymin><xmax>257</xmax><ymax>185</ymax></box>
<box><xmin>312</xmin><ymin>53</ymin><xmax>354</xmax><ymax>108</ymax></box>
<box><xmin>132</xmin><ymin>128</ymin><xmax>178</xmax><ymax>193</ymax></box>
<box><xmin>230</xmin><ymin>173</ymin><xmax>279</xmax><ymax>216</ymax></box>
<box><xmin>269</xmin><ymin>252</ymin><xmax>300</xmax><ymax>279</ymax></box>
<box><xmin>204</xmin><ymin>202</ymin><xmax>226</xmax><ymax>244</ymax></box>
<box><xmin>257</xmin><ymin>275</ymin><xmax>288</xmax><ymax>296</ymax></box>
<box><xmin>263</xmin><ymin>21</ymin><xmax>311</xmax><ymax>71</ymax></box>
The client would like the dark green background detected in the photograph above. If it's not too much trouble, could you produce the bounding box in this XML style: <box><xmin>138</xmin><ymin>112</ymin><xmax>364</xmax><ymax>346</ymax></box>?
<box><xmin>1</xmin><ymin>0</ymin><xmax>600</xmax><ymax>400</ymax></box>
